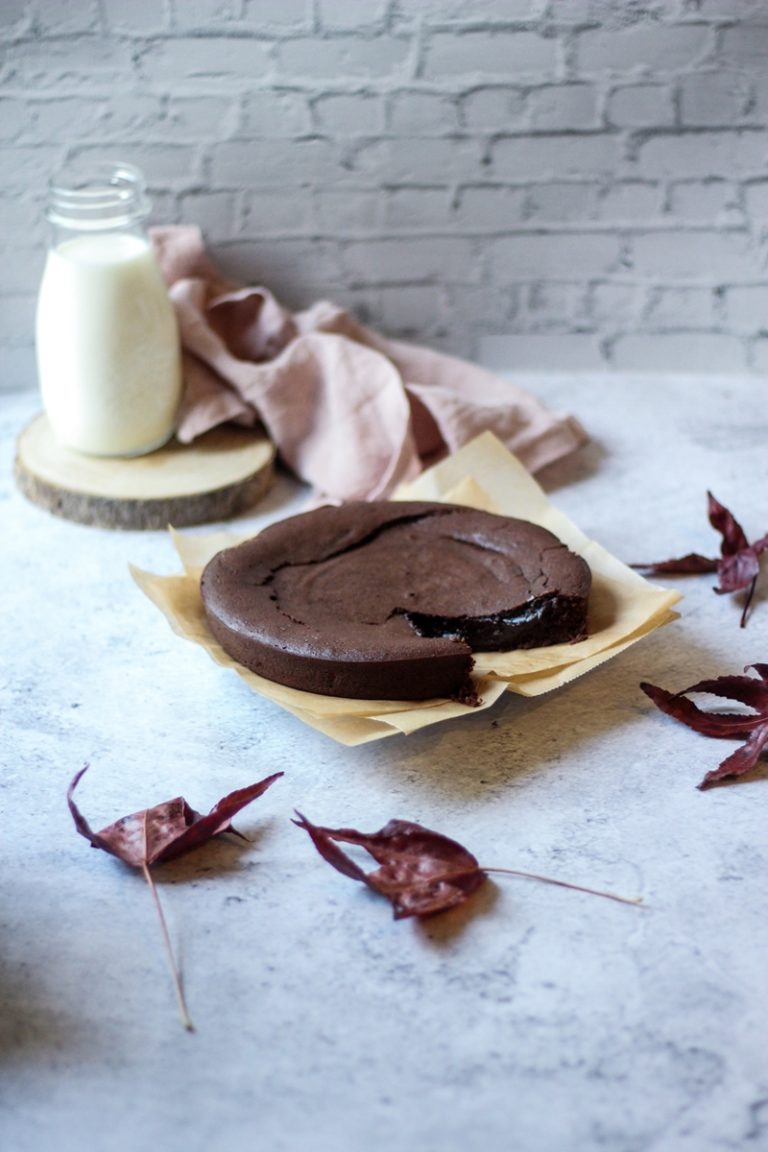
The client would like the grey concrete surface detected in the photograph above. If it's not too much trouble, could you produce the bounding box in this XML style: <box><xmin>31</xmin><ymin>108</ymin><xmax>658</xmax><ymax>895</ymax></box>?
<box><xmin>1</xmin><ymin>374</ymin><xmax>767</xmax><ymax>1152</ymax></box>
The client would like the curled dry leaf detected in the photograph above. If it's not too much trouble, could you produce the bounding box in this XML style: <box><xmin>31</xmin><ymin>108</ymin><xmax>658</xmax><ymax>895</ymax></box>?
<box><xmin>641</xmin><ymin>664</ymin><xmax>768</xmax><ymax>789</ymax></box>
<box><xmin>67</xmin><ymin>765</ymin><xmax>284</xmax><ymax>865</ymax></box>
<box><xmin>68</xmin><ymin>766</ymin><xmax>283</xmax><ymax>1030</ymax></box>
<box><xmin>293</xmin><ymin>813</ymin><xmax>486</xmax><ymax>919</ymax></box>
<box><xmin>293</xmin><ymin>813</ymin><xmax>641</xmax><ymax>920</ymax></box>
<box><xmin>633</xmin><ymin>492</ymin><xmax>768</xmax><ymax>627</ymax></box>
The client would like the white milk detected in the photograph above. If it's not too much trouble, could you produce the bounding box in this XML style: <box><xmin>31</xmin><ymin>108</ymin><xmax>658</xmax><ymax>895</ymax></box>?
<box><xmin>36</xmin><ymin>233</ymin><xmax>182</xmax><ymax>456</ymax></box>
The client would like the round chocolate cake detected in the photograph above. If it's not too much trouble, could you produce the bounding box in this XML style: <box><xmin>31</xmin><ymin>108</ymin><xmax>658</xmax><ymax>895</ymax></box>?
<box><xmin>200</xmin><ymin>501</ymin><xmax>591</xmax><ymax>701</ymax></box>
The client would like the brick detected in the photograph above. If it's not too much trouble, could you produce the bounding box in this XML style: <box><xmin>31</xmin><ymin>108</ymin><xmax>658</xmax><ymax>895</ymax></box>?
<box><xmin>724</xmin><ymin>286</ymin><xmax>768</xmax><ymax>333</ymax></box>
<box><xmin>383</xmin><ymin>187</ymin><xmax>454</xmax><ymax>229</ymax></box>
<box><xmin>0</xmin><ymin>244</ymin><xmax>46</xmax><ymax>293</ymax></box>
<box><xmin>241</xmin><ymin>0</ymin><xmax>313</xmax><ymax>29</ymax></box>
<box><xmin>98</xmin><ymin>94</ymin><xmax>171</xmax><ymax>139</ymax></box>
<box><xmin>523</xmin><ymin>182</ymin><xmax>598</xmax><ymax>222</ymax></box>
<box><xmin>166</xmin><ymin>95</ymin><xmax>239</xmax><ymax>139</ymax></box>
<box><xmin>0</xmin><ymin>98</ymin><xmax>28</xmax><ymax>141</ymax></box>
<box><xmin>687</xmin><ymin>0</ymin><xmax>767</xmax><ymax>17</ymax></box>
<box><xmin>67</xmin><ymin>142</ymin><xmax>199</xmax><ymax>186</ymax></box>
<box><xmin>612</xmin><ymin>332</ymin><xmax>746</xmax><ymax>372</ymax></box>
<box><xmin>520</xmin><ymin>281</ymin><xmax>587</xmax><ymax>324</ymax></box>
<box><xmin>644</xmin><ymin>287</ymin><xmax>717</xmax><ymax>328</ymax></box>
<box><xmin>0</xmin><ymin>293</ymin><xmax>36</xmax><ymax>344</ymax></box>
<box><xmin>277</xmin><ymin>37</ymin><xmax>410</xmax><ymax>81</ymax></box>
<box><xmin>679</xmin><ymin>72</ymin><xmax>751</xmax><ymax>127</ymax></box>
<box><xmin>491</xmin><ymin>134</ymin><xmax>621</xmax><ymax>178</ymax></box>
<box><xmin>576</xmin><ymin>25</ymin><xmax>710</xmax><ymax>74</ymax></box>
<box><xmin>213</xmin><ymin>238</ymin><xmax>344</xmax><ymax>305</ymax></box>
<box><xmin>751</xmin><ymin>337</ymin><xmax>768</xmax><ymax>372</ymax></box>
<box><xmin>606</xmin><ymin>84</ymin><xmax>674</xmax><ymax>128</ymax></box>
<box><xmin>597</xmin><ymin>182</ymin><xmax>661</xmax><ymax>222</ymax></box>
<box><xmin>3</xmin><ymin>38</ymin><xmax>135</xmax><ymax>88</ymax></box>
<box><xmin>210</xmin><ymin>139</ymin><xmax>340</xmax><ymax>186</ymax></box>
<box><xmin>315</xmin><ymin>189</ymin><xmax>381</xmax><ymax>233</ymax></box>
<box><xmin>172</xmin><ymin>0</ymin><xmax>245</xmax><ymax>31</ymax></box>
<box><xmin>102</xmin><ymin>0</ymin><xmax>171</xmax><ymax>34</ymax></box>
<box><xmin>589</xmin><ymin>282</ymin><xmax>644</xmax><ymax>325</ymax></box>
<box><xmin>0</xmin><ymin>345</ymin><xmax>36</xmax><ymax>390</ymax></box>
<box><xmin>35</xmin><ymin>0</ymin><xmax>100</xmax><ymax>34</ymax></box>
<box><xmin>317</xmin><ymin>0</ymin><xmax>388</xmax><ymax>32</ymax></box>
<box><xmin>241</xmin><ymin>91</ymin><xmax>313</xmax><ymax>136</ymax></box>
<box><xmin>720</xmin><ymin>24</ymin><xmax>768</xmax><ymax>68</ymax></box>
<box><xmin>749</xmin><ymin>76</ymin><xmax>768</xmax><ymax>125</ymax></box>
<box><xmin>0</xmin><ymin>145</ymin><xmax>66</xmax><ymax>191</ymax></box>
<box><xmin>460</xmin><ymin>87</ymin><xmax>526</xmax><ymax>131</ymax></box>
<box><xmin>0</xmin><ymin>0</ymin><xmax>31</xmax><ymax>35</ymax></box>
<box><xmin>17</xmin><ymin>94</ymin><xmax>176</xmax><ymax>144</ymax></box>
<box><xmin>140</xmin><ymin>38</ymin><xmax>272</xmax><ymax>84</ymax></box>
<box><xmin>146</xmin><ymin>190</ymin><xmax>177</xmax><ymax>224</ymax></box>
<box><xmin>423</xmin><ymin>31</ymin><xmax>556</xmax><ymax>79</ymax></box>
<box><xmin>527</xmin><ymin>84</ymin><xmax>600</xmax><ymax>131</ymax></box>
<box><xmin>243</xmin><ymin>187</ymin><xmax>315</xmax><ymax>232</ymax></box>
<box><xmin>638</xmin><ymin>131</ymin><xmax>768</xmax><ymax>178</ymax></box>
<box><xmin>413</xmin><ymin>0</ymin><xmax>545</xmax><ymax>21</ymax></box>
<box><xmin>445</xmin><ymin>283</ymin><xmax>517</xmax><ymax>328</ymax></box>
<box><xmin>374</xmin><ymin>285</ymin><xmax>445</xmax><ymax>334</ymax></box>
<box><xmin>454</xmin><ymin>186</ymin><xmax>527</xmax><ymax>230</ymax></box>
<box><xmin>388</xmin><ymin>92</ymin><xmax>458</xmax><ymax>135</ymax></box>
<box><xmin>179</xmin><ymin>191</ymin><xmax>240</xmax><ymax>240</ymax></box>
<box><xmin>744</xmin><ymin>181</ymin><xmax>768</xmax><ymax>218</ymax></box>
<box><xmin>542</xmin><ymin>0</ymin><xmax>603</xmax><ymax>24</ymax></box>
<box><xmin>343</xmin><ymin>237</ymin><xmax>477</xmax><ymax>284</ymax></box>
<box><xmin>479</xmin><ymin>332</ymin><xmax>605</xmax><ymax>371</ymax></box>
<box><xmin>630</xmin><ymin>229</ymin><xmax>762</xmax><ymax>280</ymax></box>
<box><xmin>352</xmin><ymin>138</ymin><xmax>483</xmax><ymax>183</ymax></box>
<box><xmin>0</xmin><ymin>195</ymin><xmax>44</xmax><ymax>241</ymax></box>
<box><xmin>667</xmin><ymin>180</ymin><xmax>741</xmax><ymax>222</ymax></box>
<box><xmin>314</xmin><ymin>94</ymin><xmax>384</xmax><ymax>135</ymax></box>
<box><xmin>490</xmin><ymin>233</ymin><xmax>619</xmax><ymax>279</ymax></box>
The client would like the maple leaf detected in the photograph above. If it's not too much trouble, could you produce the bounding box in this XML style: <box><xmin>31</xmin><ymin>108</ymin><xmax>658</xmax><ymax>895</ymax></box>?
<box><xmin>68</xmin><ymin>766</ymin><xmax>283</xmax><ymax>865</ymax></box>
<box><xmin>68</xmin><ymin>766</ymin><xmax>283</xmax><ymax>1029</ymax></box>
<box><xmin>633</xmin><ymin>492</ymin><xmax>768</xmax><ymax>627</ymax></box>
<box><xmin>293</xmin><ymin>813</ymin><xmax>640</xmax><ymax>920</ymax></box>
<box><xmin>641</xmin><ymin>664</ymin><xmax>768</xmax><ymax>789</ymax></box>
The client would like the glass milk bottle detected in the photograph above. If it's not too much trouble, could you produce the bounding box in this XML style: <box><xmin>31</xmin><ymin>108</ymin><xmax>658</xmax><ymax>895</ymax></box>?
<box><xmin>36</xmin><ymin>161</ymin><xmax>182</xmax><ymax>456</ymax></box>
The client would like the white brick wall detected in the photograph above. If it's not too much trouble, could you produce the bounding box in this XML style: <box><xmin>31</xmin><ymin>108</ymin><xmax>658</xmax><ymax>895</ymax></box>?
<box><xmin>2</xmin><ymin>0</ymin><xmax>768</xmax><ymax>390</ymax></box>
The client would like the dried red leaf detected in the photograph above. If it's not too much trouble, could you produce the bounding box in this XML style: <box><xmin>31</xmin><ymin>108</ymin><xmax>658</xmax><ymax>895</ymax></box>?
<box><xmin>632</xmin><ymin>553</ymin><xmax>718</xmax><ymax>575</ymax></box>
<box><xmin>641</xmin><ymin>664</ymin><xmax>768</xmax><ymax>788</ymax></box>
<box><xmin>293</xmin><ymin>813</ymin><xmax>487</xmax><ymax>919</ymax></box>
<box><xmin>293</xmin><ymin>814</ymin><xmax>641</xmax><ymax>918</ymax></box>
<box><xmin>68</xmin><ymin>766</ymin><xmax>284</xmax><ymax>1031</ymax></box>
<box><xmin>68</xmin><ymin>766</ymin><xmax>283</xmax><ymax>867</ymax></box>
<box><xmin>632</xmin><ymin>492</ymin><xmax>767</xmax><ymax>627</ymax></box>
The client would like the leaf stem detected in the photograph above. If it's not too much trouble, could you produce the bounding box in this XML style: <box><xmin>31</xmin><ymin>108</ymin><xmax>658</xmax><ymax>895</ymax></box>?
<box><xmin>482</xmin><ymin>866</ymin><xmax>644</xmax><ymax>907</ymax></box>
<box><xmin>740</xmin><ymin>575</ymin><xmax>757</xmax><ymax>629</ymax></box>
<box><xmin>142</xmin><ymin>862</ymin><xmax>195</xmax><ymax>1032</ymax></box>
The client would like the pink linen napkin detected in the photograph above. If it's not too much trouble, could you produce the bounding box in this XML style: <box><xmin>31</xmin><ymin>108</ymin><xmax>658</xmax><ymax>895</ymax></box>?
<box><xmin>150</xmin><ymin>225</ymin><xmax>587</xmax><ymax>503</ymax></box>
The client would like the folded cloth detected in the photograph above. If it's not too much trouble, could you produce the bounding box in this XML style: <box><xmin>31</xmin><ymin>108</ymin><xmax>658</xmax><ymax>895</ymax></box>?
<box><xmin>150</xmin><ymin>225</ymin><xmax>587</xmax><ymax>503</ymax></box>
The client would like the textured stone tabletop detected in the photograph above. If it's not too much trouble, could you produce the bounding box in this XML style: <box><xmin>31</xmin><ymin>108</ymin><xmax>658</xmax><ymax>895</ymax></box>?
<box><xmin>2</xmin><ymin>375</ymin><xmax>767</xmax><ymax>1152</ymax></box>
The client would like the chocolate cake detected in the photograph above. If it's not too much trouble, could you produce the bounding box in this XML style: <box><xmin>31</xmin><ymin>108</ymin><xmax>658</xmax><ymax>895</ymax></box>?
<box><xmin>200</xmin><ymin>501</ymin><xmax>591</xmax><ymax>701</ymax></box>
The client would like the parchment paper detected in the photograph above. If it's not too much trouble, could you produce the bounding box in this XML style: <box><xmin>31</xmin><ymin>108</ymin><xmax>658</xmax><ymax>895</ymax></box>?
<box><xmin>131</xmin><ymin>432</ymin><xmax>681</xmax><ymax>746</ymax></box>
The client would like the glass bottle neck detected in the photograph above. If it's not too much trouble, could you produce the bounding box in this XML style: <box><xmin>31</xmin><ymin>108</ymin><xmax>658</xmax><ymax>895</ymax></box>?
<box><xmin>46</xmin><ymin>161</ymin><xmax>151</xmax><ymax>244</ymax></box>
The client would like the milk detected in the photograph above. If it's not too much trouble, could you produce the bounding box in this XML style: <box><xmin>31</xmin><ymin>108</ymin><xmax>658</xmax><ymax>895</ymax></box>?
<box><xmin>36</xmin><ymin>233</ymin><xmax>182</xmax><ymax>456</ymax></box>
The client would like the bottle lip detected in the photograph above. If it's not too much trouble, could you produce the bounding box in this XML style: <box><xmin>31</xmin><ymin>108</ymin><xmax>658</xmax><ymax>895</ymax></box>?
<box><xmin>46</xmin><ymin>161</ymin><xmax>152</xmax><ymax>229</ymax></box>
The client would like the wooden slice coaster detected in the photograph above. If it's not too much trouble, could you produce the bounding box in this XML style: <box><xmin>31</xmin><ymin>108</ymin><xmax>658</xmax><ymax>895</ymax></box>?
<box><xmin>15</xmin><ymin>413</ymin><xmax>276</xmax><ymax>530</ymax></box>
